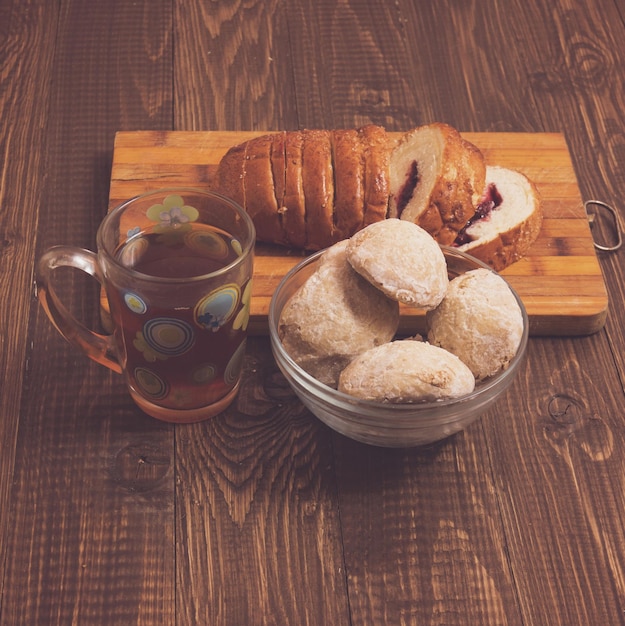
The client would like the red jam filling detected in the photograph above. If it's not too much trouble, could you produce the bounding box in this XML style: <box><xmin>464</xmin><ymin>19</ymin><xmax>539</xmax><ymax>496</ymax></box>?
<box><xmin>453</xmin><ymin>183</ymin><xmax>503</xmax><ymax>246</ymax></box>
<box><xmin>396</xmin><ymin>161</ymin><xmax>419</xmax><ymax>217</ymax></box>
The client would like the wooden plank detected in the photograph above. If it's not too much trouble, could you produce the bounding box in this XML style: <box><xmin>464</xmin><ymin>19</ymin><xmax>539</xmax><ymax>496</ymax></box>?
<box><xmin>108</xmin><ymin>130</ymin><xmax>609</xmax><ymax>336</ymax></box>
<box><xmin>173</xmin><ymin>341</ymin><xmax>351</xmax><ymax>625</ymax></box>
<box><xmin>426</xmin><ymin>0</ymin><xmax>625</xmax><ymax>623</ymax></box>
<box><xmin>1</xmin><ymin>1</ymin><xmax>176</xmax><ymax>625</ymax></box>
<box><xmin>0</xmin><ymin>0</ymin><xmax>61</xmax><ymax>598</ymax></box>
<box><xmin>169</xmin><ymin>1</ymin><xmax>354</xmax><ymax>624</ymax></box>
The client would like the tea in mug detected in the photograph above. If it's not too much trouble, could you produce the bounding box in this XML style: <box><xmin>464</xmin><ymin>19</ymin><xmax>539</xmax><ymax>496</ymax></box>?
<box><xmin>106</xmin><ymin>222</ymin><xmax>252</xmax><ymax>417</ymax></box>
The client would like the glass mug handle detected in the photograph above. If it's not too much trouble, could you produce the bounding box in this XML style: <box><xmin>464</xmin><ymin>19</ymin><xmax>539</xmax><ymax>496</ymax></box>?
<box><xmin>36</xmin><ymin>245</ymin><xmax>122</xmax><ymax>374</ymax></box>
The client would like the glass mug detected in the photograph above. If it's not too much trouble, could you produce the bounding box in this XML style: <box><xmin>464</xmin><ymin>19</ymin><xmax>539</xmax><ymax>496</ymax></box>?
<box><xmin>37</xmin><ymin>188</ymin><xmax>256</xmax><ymax>423</ymax></box>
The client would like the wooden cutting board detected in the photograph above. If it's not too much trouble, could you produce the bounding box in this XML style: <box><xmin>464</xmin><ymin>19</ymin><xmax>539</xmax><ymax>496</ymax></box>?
<box><xmin>107</xmin><ymin>130</ymin><xmax>609</xmax><ymax>336</ymax></box>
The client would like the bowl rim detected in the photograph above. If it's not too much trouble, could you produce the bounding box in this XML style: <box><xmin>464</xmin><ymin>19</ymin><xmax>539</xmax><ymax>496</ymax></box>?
<box><xmin>268</xmin><ymin>245</ymin><xmax>529</xmax><ymax>415</ymax></box>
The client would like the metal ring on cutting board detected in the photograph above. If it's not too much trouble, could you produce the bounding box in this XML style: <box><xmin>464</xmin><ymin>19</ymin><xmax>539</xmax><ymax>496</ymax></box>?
<box><xmin>585</xmin><ymin>200</ymin><xmax>622</xmax><ymax>251</ymax></box>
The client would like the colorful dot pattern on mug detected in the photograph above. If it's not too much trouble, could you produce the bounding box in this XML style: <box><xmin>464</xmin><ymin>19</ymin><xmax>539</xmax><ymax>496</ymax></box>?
<box><xmin>124</xmin><ymin>292</ymin><xmax>148</xmax><ymax>314</ymax></box>
<box><xmin>122</xmin><ymin>281</ymin><xmax>249</xmax><ymax>408</ymax></box>
<box><xmin>134</xmin><ymin>367</ymin><xmax>169</xmax><ymax>400</ymax></box>
<box><xmin>109</xmin><ymin>194</ymin><xmax>251</xmax><ymax>411</ymax></box>
<box><xmin>142</xmin><ymin>318</ymin><xmax>196</xmax><ymax>356</ymax></box>
<box><xmin>185</xmin><ymin>229</ymin><xmax>230</xmax><ymax>259</ymax></box>
<box><xmin>194</xmin><ymin>284</ymin><xmax>240</xmax><ymax>332</ymax></box>
<box><xmin>192</xmin><ymin>363</ymin><xmax>218</xmax><ymax>385</ymax></box>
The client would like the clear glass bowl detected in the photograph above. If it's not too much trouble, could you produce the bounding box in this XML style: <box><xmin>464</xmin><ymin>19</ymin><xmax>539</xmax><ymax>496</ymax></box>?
<box><xmin>268</xmin><ymin>246</ymin><xmax>529</xmax><ymax>447</ymax></box>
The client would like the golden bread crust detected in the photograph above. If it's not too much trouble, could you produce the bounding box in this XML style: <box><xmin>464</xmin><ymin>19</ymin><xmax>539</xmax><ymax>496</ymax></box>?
<box><xmin>302</xmin><ymin>129</ymin><xmax>335</xmax><ymax>250</ymax></box>
<box><xmin>271</xmin><ymin>131</ymin><xmax>287</xmax><ymax>219</ymax></box>
<box><xmin>331</xmin><ymin>128</ymin><xmax>365</xmax><ymax>240</ymax></box>
<box><xmin>213</xmin><ymin>126</ymin><xmax>540</xmax><ymax>269</ymax></box>
<box><xmin>282</xmin><ymin>131</ymin><xmax>307</xmax><ymax>248</ymax></box>
<box><xmin>212</xmin><ymin>142</ymin><xmax>247</xmax><ymax>209</ymax></box>
<box><xmin>243</xmin><ymin>133</ymin><xmax>285</xmax><ymax>243</ymax></box>
<box><xmin>360</xmin><ymin>124</ymin><xmax>391</xmax><ymax>227</ymax></box>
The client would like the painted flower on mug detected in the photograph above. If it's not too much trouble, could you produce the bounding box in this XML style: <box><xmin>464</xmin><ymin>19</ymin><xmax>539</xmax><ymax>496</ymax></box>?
<box><xmin>146</xmin><ymin>194</ymin><xmax>199</xmax><ymax>231</ymax></box>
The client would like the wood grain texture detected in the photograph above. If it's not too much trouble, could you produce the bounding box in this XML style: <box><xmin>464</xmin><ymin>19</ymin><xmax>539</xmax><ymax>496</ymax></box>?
<box><xmin>332</xmin><ymin>432</ymin><xmax>524</xmax><ymax>625</ymax></box>
<box><xmin>0</xmin><ymin>1</ymin><xmax>176</xmax><ymax>624</ymax></box>
<box><xmin>3</xmin><ymin>0</ymin><xmax>625</xmax><ymax>624</ymax></box>
<box><xmin>512</xmin><ymin>0</ymin><xmax>625</xmax><ymax>398</ymax></box>
<box><xmin>173</xmin><ymin>0</ymin><xmax>297</xmax><ymax>131</ymax></box>
<box><xmin>107</xmin><ymin>129</ymin><xmax>608</xmax><ymax>336</ymax></box>
<box><xmin>285</xmin><ymin>0</ymin><xmax>420</xmax><ymax>129</ymax></box>
<box><xmin>173</xmin><ymin>3</ymin><xmax>352</xmax><ymax>624</ymax></box>
<box><xmin>174</xmin><ymin>339</ymin><xmax>350</xmax><ymax>624</ymax></box>
<box><xmin>484</xmin><ymin>334</ymin><xmax>625</xmax><ymax>625</ymax></box>
<box><xmin>397</xmin><ymin>0</ymin><xmax>545</xmax><ymax>133</ymax></box>
<box><xmin>0</xmin><ymin>0</ymin><xmax>60</xmax><ymax>593</ymax></box>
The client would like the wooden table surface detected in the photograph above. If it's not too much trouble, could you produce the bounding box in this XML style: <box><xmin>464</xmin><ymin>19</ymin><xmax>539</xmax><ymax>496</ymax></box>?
<box><xmin>2</xmin><ymin>1</ymin><xmax>625</xmax><ymax>624</ymax></box>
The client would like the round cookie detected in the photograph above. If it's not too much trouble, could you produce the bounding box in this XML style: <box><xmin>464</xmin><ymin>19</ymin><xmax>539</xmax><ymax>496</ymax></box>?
<box><xmin>426</xmin><ymin>268</ymin><xmax>524</xmax><ymax>379</ymax></box>
<box><xmin>338</xmin><ymin>339</ymin><xmax>475</xmax><ymax>402</ymax></box>
<box><xmin>346</xmin><ymin>218</ymin><xmax>448</xmax><ymax>309</ymax></box>
<box><xmin>278</xmin><ymin>240</ymin><xmax>400</xmax><ymax>388</ymax></box>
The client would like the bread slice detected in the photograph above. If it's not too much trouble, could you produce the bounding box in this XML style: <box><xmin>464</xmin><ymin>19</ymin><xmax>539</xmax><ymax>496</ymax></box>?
<box><xmin>302</xmin><ymin>129</ymin><xmax>335</xmax><ymax>250</ymax></box>
<box><xmin>282</xmin><ymin>130</ymin><xmax>307</xmax><ymax>248</ymax></box>
<box><xmin>331</xmin><ymin>128</ymin><xmax>365</xmax><ymax>240</ymax></box>
<box><xmin>360</xmin><ymin>124</ymin><xmax>391</xmax><ymax>227</ymax></box>
<box><xmin>454</xmin><ymin>166</ymin><xmax>543</xmax><ymax>271</ymax></box>
<box><xmin>389</xmin><ymin>123</ymin><xmax>486</xmax><ymax>245</ymax></box>
<box><xmin>213</xmin><ymin>141</ymin><xmax>247</xmax><ymax>210</ymax></box>
<box><xmin>243</xmin><ymin>133</ymin><xmax>286</xmax><ymax>244</ymax></box>
<box><xmin>270</xmin><ymin>130</ymin><xmax>287</xmax><ymax>225</ymax></box>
